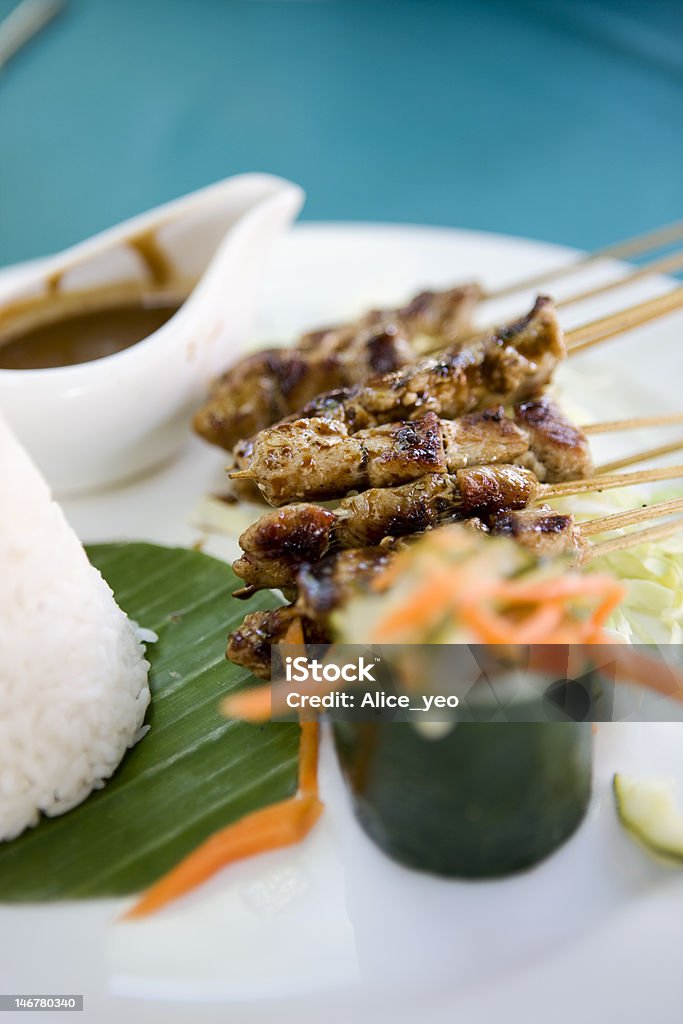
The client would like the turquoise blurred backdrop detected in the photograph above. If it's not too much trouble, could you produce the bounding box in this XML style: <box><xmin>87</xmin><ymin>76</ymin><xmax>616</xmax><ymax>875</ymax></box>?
<box><xmin>0</xmin><ymin>0</ymin><xmax>681</xmax><ymax>265</ymax></box>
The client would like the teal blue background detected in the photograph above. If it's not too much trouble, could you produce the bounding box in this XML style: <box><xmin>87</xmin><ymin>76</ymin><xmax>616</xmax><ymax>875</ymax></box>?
<box><xmin>0</xmin><ymin>0</ymin><xmax>681</xmax><ymax>266</ymax></box>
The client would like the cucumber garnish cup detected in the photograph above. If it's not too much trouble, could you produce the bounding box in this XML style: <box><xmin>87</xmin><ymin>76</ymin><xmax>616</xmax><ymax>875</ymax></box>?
<box><xmin>330</xmin><ymin>525</ymin><xmax>626</xmax><ymax>878</ymax></box>
<box><xmin>334</xmin><ymin>710</ymin><xmax>593</xmax><ymax>878</ymax></box>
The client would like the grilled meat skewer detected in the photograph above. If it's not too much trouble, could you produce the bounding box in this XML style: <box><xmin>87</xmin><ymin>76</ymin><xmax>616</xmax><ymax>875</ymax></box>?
<box><xmin>232</xmin><ymin>297</ymin><xmax>563</xmax><ymax>471</ymax></box>
<box><xmin>234</xmin><ymin>504</ymin><xmax>338</xmax><ymax>592</ymax></box>
<box><xmin>234</xmin><ymin>398</ymin><xmax>591</xmax><ymax>505</ymax></box>
<box><xmin>232</xmin><ymin>465</ymin><xmax>538</xmax><ymax>591</ymax></box>
<box><xmin>233</xmin><ymin>462</ymin><xmax>683</xmax><ymax>592</ymax></box>
<box><xmin>228</xmin><ymin>497</ymin><xmax>683</xmax><ymax>678</ymax></box>
<box><xmin>194</xmin><ymin>284</ymin><xmax>482</xmax><ymax>451</ymax></box>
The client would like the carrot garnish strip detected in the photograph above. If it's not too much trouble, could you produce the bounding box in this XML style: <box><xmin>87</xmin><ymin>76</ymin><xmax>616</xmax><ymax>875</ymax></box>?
<box><xmin>504</xmin><ymin>603</ymin><xmax>567</xmax><ymax>644</ymax></box>
<box><xmin>223</xmin><ymin>674</ymin><xmax>335</xmax><ymax>722</ymax></box>
<box><xmin>589</xmin><ymin>584</ymin><xmax>628</xmax><ymax>630</ymax></box>
<box><xmin>123</xmin><ymin>717</ymin><xmax>322</xmax><ymax>920</ymax></box>
<box><xmin>609</xmin><ymin>647</ymin><xmax>683</xmax><ymax>702</ymax></box>
<box><xmin>221</xmin><ymin>682</ymin><xmax>273</xmax><ymax>722</ymax></box>
<box><xmin>297</xmin><ymin>721</ymin><xmax>320</xmax><ymax>798</ymax></box>
<box><xmin>124</xmin><ymin>686</ymin><xmax>323</xmax><ymax>919</ymax></box>
<box><xmin>283</xmin><ymin>618</ymin><xmax>305</xmax><ymax>645</ymax></box>
<box><xmin>122</xmin><ymin>793</ymin><xmax>323</xmax><ymax>920</ymax></box>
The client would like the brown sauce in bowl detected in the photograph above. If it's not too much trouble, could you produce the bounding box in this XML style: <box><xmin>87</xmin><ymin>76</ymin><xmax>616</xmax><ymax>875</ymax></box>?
<box><xmin>0</xmin><ymin>292</ymin><xmax>183</xmax><ymax>370</ymax></box>
<box><xmin>0</xmin><ymin>228</ymin><xmax>191</xmax><ymax>370</ymax></box>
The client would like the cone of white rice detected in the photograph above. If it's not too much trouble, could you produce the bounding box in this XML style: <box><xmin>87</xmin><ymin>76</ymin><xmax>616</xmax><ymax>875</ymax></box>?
<box><xmin>0</xmin><ymin>415</ymin><xmax>151</xmax><ymax>841</ymax></box>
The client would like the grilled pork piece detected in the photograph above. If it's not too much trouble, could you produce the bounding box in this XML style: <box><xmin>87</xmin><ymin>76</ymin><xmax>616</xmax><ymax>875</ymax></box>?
<box><xmin>227</xmin><ymin>606</ymin><xmax>329</xmax><ymax>680</ymax></box>
<box><xmin>486</xmin><ymin>505</ymin><xmax>584</xmax><ymax>557</ymax></box>
<box><xmin>239</xmin><ymin>411</ymin><xmax>450</xmax><ymax>504</ymax></box>
<box><xmin>232</xmin><ymin>504</ymin><xmax>337</xmax><ymax>591</ymax></box>
<box><xmin>194</xmin><ymin>284</ymin><xmax>482</xmax><ymax>450</ymax></box>
<box><xmin>335</xmin><ymin>473</ymin><xmax>461</xmax><ymax>548</ymax></box>
<box><xmin>228</xmin><ymin>547</ymin><xmax>395</xmax><ymax>679</ymax></box>
<box><xmin>514</xmin><ymin>397</ymin><xmax>592</xmax><ymax>481</ymax></box>
<box><xmin>233</xmin><ymin>465</ymin><xmax>541</xmax><ymax>591</ymax></box>
<box><xmin>298</xmin><ymin>286</ymin><xmax>482</xmax><ymax>352</ymax></box>
<box><xmin>455</xmin><ymin>464</ymin><xmax>540</xmax><ymax>518</ymax></box>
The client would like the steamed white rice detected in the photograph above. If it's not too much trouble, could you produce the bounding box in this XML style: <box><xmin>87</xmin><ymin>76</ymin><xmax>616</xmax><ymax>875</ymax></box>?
<box><xmin>0</xmin><ymin>416</ymin><xmax>151</xmax><ymax>841</ymax></box>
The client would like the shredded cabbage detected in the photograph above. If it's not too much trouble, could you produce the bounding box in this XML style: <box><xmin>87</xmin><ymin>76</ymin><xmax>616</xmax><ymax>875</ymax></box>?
<box><xmin>555</xmin><ymin>487</ymin><xmax>683</xmax><ymax>645</ymax></box>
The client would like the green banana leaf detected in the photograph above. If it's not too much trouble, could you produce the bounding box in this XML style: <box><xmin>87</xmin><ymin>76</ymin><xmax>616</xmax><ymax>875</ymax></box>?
<box><xmin>0</xmin><ymin>542</ymin><xmax>296</xmax><ymax>901</ymax></box>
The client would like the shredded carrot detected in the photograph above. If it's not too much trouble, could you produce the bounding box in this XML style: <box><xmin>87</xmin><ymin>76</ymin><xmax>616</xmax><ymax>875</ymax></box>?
<box><xmin>587</xmin><ymin>584</ymin><xmax>627</xmax><ymax>631</ymax></box>
<box><xmin>458</xmin><ymin>602</ymin><xmax>516</xmax><ymax>644</ymax></box>
<box><xmin>223</xmin><ymin>668</ymin><xmax>335</xmax><ymax>723</ymax></box>
<box><xmin>371</xmin><ymin>573</ymin><xmax>474</xmax><ymax>641</ymax></box>
<box><xmin>526</xmin><ymin>644</ymin><xmax>572</xmax><ymax>677</ymax></box>
<box><xmin>492</xmin><ymin>575</ymin><xmax>625</xmax><ymax>606</ymax></box>
<box><xmin>370</xmin><ymin>544</ymin><xmax>628</xmax><ymax>649</ymax></box>
<box><xmin>512</xmin><ymin>603</ymin><xmax>567</xmax><ymax>643</ymax></box>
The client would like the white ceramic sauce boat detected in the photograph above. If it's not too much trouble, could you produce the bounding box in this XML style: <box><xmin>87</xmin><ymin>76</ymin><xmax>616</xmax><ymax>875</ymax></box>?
<box><xmin>0</xmin><ymin>174</ymin><xmax>304</xmax><ymax>494</ymax></box>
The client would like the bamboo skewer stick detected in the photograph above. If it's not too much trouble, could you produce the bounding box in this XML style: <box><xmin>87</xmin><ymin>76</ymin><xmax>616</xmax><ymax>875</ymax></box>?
<box><xmin>582</xmin><ymin>412</ymin><xmax>683</xmax><ymax>435</ymax></box>
<box><xmin>596</xmin><ymin>438</ymin><xmax>683</xmax><ymax>475</ymax></box>
<box><xmin>583</xmin><ymin>518</ymin><xmax>683</xmax><ymax>562</ymax></box>
<box><xmin>579</xmin><ymin>496</ymin><xmax>683</xmax><ymax>537</ymax></box>
<box><xmin>449</xmin><ymin>282</ymin><xmax>683</xmax><ymax>360</ymax></box>
<box><xmin>587</xmin><ymin>221</ymin><xmax>683</xmax><ymax>261</ymax></box>
<box><xmin>544</xmin><ymin>463</ymin><xmax>683</xmax><ymax>501</ymax></box>
<box><xmin>555</xmin><ymin>247</ymin><xmax>683</xmax><ymax>310</ymax></box>
<box><xmin>565</xmin><ymin>287</ymin><xmax>683</xmax><ymax>355</ymax></box>
<box><xmin>483</xmin><ymin>220</ymin><xmax>683</xmax><ymax>302</ymax></box>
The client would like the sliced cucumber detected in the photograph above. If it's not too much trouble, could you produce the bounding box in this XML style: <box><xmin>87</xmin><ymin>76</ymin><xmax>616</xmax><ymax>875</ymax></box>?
<box><xmin>613</xmin><ymin>773</ymin><xmax>683</xmax><ymax>864</ymax></box>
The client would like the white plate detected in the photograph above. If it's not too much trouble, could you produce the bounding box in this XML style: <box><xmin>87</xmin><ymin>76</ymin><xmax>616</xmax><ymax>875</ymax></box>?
<box><xmin>2</xmin><ymin>224</ymin><xmax>683</xmax><ymax>1024</ymax></box>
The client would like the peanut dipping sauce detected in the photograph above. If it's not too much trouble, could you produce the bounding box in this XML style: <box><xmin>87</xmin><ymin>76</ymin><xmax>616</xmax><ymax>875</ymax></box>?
<box><xmin>0</xmin><ymin>296</ymin><xmax>182</xmax><ymax>369</ymax></box>
<box><xmin>0</xmin><ymin>232</ymin><xmax>187</xmax><ymax>370</ymax></box>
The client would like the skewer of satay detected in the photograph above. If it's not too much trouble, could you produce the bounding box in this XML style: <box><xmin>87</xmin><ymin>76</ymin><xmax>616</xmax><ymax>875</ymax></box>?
<box><xmin>194</xmin><ymin>284</ymin><xmax>483</xmax><ymax>450</ymax></box>
<box><xmin>231</xmin><ymin>289</ymin><xmax>683</xmax><ymax>499</ymax></box>
<box><xmin>195</xmin><ymin>218</ymin><xmax>683</xmax><ymax>451</ymax></box>
<box><xmin>232</xmin><ymin>402</ymin><xmax>683</xmax><ymax>506</ymax></box>
<box><xmin>232</xmin><ymin>463</ymin><xmax>683</xmax><ymax>593</ymax></box>
<box><xmin>231</xmin><ymin>399</ymin><xmax>593</xmax><ymax>505</ymax></box>
<box><xmin>228</xmin><ymin>497</ymin><xmax>683</xmax><ymax>679</ymax></box>
<box><xmin>230</xmin><ymin>296</ymin><xmax>564</xmax><ymax>451</ymax></box>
